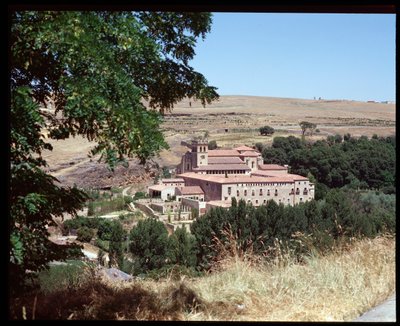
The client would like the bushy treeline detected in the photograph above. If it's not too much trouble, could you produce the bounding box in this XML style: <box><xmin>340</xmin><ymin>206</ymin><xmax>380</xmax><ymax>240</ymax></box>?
<box><xmin>261</xmin><ymin>135</ymin><xmax>395</xmax><ymax>193</ymax></box>
<box><xmin>126</xmin><ymin>188</ymin><xmax>395</xmax><ymax>276</ymax></box>
<box><xmin>60</xmin><ymin>188</ymin><xmax>395</xmax><ymax>277</ymax></box>
<box><xmin>191</xmin><ymin>190</ymin><xmax>395</xmax><ymax>269</ymax></box>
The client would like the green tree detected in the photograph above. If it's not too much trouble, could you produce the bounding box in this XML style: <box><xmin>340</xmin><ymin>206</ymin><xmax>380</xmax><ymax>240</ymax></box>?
<box><xmin>97</xmin><ymin>219</ymin><xmax>114</xmax><ymax>241</ymax></box>
<box><xmin>254</xmin><ymin>142</ymin><xmax>264</xmax><ymax>153</ymax></box>
<box><xmin>191</xmin><ymin>207</ymin><xmax>199</xmax><ymax>219</ymax></box>
<box><xmin>76</xmin><ymin>226</ymin><xmax>94</xmax><ymax>243</ymax></box>
<box><xmin>10</xmin><ymin>90</ymin><xmax>87</xmax><ymax>292</ymax></box>
<box><xmin>87</xmin><ymin>201</ymin><xmax>95</xmax><ymax>216</ymax></box>
<box><xmin>259</xmin><ymin>125</ymin><xmax>275</xmax><ymax>136</ymax></box>
<box><xmin>133</xmin><ymin>191</ymin><xmax>147</xmax><ymax>201</ymax></box>
<box><xmin>10</xmin><ymin>11</ymin><xmax>218</xmax><ymax>290</ymax></box>
<box><xmin>162</xmin><ymin>167</ymin><xmax>171</xmax><ymax>178</ymax></box>
<box><xmin>129</xmin><ymin>218</ymin><xmax>171</xmax><ymax>273</ymax></box>
<box><xmin>299</xmin><ymin>121</ymin><xmax>316</xmax><ymax>137</ymax></box>
<box><xmin>109</xmin><ymin>221</ymin><xmax>126</xmax><ymax>269</ymax></box>
<box><xmin>169</xmin><ymin>226</ymin><xmax>197</xmax><ymax>267</ymax></box>
<box><xmin>208</xmin><ymin>140</ymin><xmax>218</xmax><ymax>150</ymax></box>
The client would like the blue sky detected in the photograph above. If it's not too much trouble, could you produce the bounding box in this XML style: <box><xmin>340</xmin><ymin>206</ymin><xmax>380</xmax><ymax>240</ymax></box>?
<box><xmin>190</xmin><ymin>13</ymin><xmax>396</xmax><ymax>102</ymax></box>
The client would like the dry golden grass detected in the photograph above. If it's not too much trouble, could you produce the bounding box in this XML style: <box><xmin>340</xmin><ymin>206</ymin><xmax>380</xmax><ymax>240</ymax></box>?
<box><xmin>10</xmin><ymin>235</ymin><xmax>395</xmax><ymax>321</ymax></box>
<box><xmin>186</xmin><ymin>234</ymin><xmax>395</xmax><ymax>321</ymax></box>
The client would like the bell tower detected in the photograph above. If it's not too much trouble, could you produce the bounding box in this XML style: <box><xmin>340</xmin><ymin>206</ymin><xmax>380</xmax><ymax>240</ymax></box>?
<box><xmin>191</xmin><ymin>139</ymin><xmax>208</xmax><ymax>168</ymax></box>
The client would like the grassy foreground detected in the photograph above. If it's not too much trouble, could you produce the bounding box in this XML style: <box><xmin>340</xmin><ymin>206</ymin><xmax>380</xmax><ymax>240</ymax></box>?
<box><xmin>10</xmin><ymin>234</ymin><xmax>395</xmax><ymax>321</ymax></box>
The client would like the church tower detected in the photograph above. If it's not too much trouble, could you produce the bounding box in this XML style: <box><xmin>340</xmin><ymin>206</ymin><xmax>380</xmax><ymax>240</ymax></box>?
<box><xmin>191</xmin><ymin>139</ymin><xmax>208</xmax><ymax>168</ymax></box>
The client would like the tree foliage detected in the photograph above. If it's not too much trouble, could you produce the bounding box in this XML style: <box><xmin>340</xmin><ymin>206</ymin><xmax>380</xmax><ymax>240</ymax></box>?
<box><xmin>169</xmin><ymin>226</ymin><xmax>197</xmax><ymax>268</ymax></box>
<box><xmin>191</xmin><ymin>191</ymin><xmax>395</xmax><ymax>270</ymax></box>
<box><xmin>129</xmin><ymin>218</ymin><xmax>171</xmax><ymax>273</ymax></box>
<box><xmin>76</xmin><ymin>226</ymin><xmax>94</xmax><ymax>243</ymax></box>
<box><xmin>108</xmin><ymin>221</ymin><xmax>126</xmax><ymax>269</ymax></box>
<box><xmin>262</xmin><ymin>135</ymin><xmax>395</xmax><ymax>191</ymax></box>
<box><xmin>97</xmin><ymin>219</ymin><xmax>114</xmax><ymax>241</ymax></box>
<box><xmin>259</xmin><ymin>125</ymin><xmax>275</xmax><ymax>136</ymax></box>
<box><xmin>299</xmin><ymin>121</ymin><xmax>317</xmax><ymax>136</ymax></box>
<box><xmin>208</xmin><ymin>140</ymin><xmax>218</xmax><ymax>150</ymax></box>
<box><xmin>10</xmin><ymin>11</ymin><xmax>218</xmax><ymax>291</ymax></box>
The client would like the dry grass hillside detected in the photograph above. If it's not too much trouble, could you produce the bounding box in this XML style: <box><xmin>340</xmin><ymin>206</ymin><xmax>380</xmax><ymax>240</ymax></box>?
<box><xmin>42</xmin><ymin>95</ymin><xmax>395</xmax><ymax>189</ymax></box>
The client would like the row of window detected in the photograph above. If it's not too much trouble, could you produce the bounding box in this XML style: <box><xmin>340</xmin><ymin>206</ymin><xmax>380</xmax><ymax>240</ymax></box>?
<box><xmin>290</xmin><ymin>188</ymin><xmax>309</xmax><ymax>195</ymax></box>
<box><xmin>237</xmin><ymin>182</ymin><xmax>292</xmax><ymax>187</ymax></box>
<box><xmin>205</xmin><ymin>170</ymin><xmax>246</xmax><ymax>174</ymax></box>
<box><xmin>178</xmin><ymin>196</ymin><xmax>204</xmax><ymax>201</ymax></box>
<box><xmin>228</xmin><ymin>187</ymin><xmax>310</xmax><ymax>196</ymax></box>
<box><xmin>230</xmin><ymin>189</ymin><xmax>278</xmax><ymax>196</ymax></box>
<box><xmin>223</xmin><ymin>197</ymin><xmax>305</xmax><ymax>205</ymax></box>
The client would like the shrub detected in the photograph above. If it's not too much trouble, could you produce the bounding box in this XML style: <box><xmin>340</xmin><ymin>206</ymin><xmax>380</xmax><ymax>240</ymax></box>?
<box><xmin>133</xmin><ymin>191</ymin><xmax>147</xmax><ymax>201</ymax></box>
<box><xmin>208</xmin><ymin>140</ymin><xmax>218</xmax><ymax>150</ymax></box>
<box><xmin>77</xmin><ymin>227</ymin><xmax>94</xmax><ymax>243</ymax></box>
<box><xmin>255</xmin><ymin>142</ymin><xmax>264</xmax><ymax>152</ymax></box>
<box><xmin>97</xmin><ymin>219</ymin><xmax>114</xmax><ymax>241</ymax></box>
<box><xmin>37</xmin><ymin>261</ymin><xmax>90</xmax><ymax>293</ymax></box>
<box><xmin>259</xmin><ymin>125</ymin><xmax>275</xmax><ymax>136</ymax></box>
<box><xmin>124</xmin><ymin>196</ymin><xmax>133</xmax><ymax>204</ymax></box>
<box><xmin>87</xmin><ymin>201</ymin><xmax>95</xmax><ymax>216</ymax></box>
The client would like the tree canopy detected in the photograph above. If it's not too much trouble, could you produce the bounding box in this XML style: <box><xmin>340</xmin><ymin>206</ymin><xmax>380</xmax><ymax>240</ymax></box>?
<box><xmin>10</xmin><ymin>11</ymin><xmax>219</xmax><ymax>291</ymax></box>
<box><xmin>261</xmin><ymin>134</ymin><xmax>396</xmax><ymax>192</ymax></box>
<box><xmin>259</xmin><ymin>125</ymin><xmax>275</xmax><ymax>136</ymax></box>
<box><xmin>299</xmin><ymin>121</ymin><xmax>317</xmax><ymax>136</ymax></box>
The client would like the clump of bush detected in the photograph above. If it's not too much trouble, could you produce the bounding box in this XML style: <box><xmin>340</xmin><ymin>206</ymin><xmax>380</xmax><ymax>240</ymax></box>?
<box><xmin>77</xmin><ymin>227</ymin><xmax>95</xmax><ymax>242</ymax></box>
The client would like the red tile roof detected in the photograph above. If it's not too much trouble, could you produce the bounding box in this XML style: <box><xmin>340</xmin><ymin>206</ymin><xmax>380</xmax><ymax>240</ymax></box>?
<box><xmin>239</xmin><ymin>151</ymin><xmax>261</xmax><ymax>157</ymax></box>
<box><xmin>148</xmin><ymin>184</ymin><xmax>175</xmax><ymax>191</ymax></box>
<box><xmin>258</xmin><ymin>164</ymin><xmax>287</xmax><ymax>170</ymax></box>
<box><xmin>208</xmin><ymin>157</ymin><xmax>244</xmax><ymax>164</ymax></box>
<box><xmin>252</xmin><ymin>171</ymin><xmax>309</xmax><ymax>181</ymax></box>
<box><xmin>176</xmin><ymin>186</ymin><xmax>204</xmax><ymax>195</ymax></box>
<box><xmin>179</xmin><ymin>172</ymin><xmax>307</xmax><ymax>184</ymax></box>
<box><xmin>208</xmin><ymin>149</ymin><xmax>240</xmax><ymax>157</ymax></box>
<box><xmin>192</xmin><ymin>164</ymin><xmax>250</xmax><ymax>171</ymax></box>
<box><xmin>161</xmin><ymin>178</ymin><xmax>185</xmax><ymax>183</ymax></box>
<box><xmin>235</xmin><ymin>145</ymin><xmax>255</xmax><ymax>151</ymax></box>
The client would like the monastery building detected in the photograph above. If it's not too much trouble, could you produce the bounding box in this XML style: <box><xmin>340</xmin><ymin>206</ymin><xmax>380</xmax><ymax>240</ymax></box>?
<box><xmin>148</xmin><ymin>139</ymin><xmax>314</xmax><ymax>216</ymax></box>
